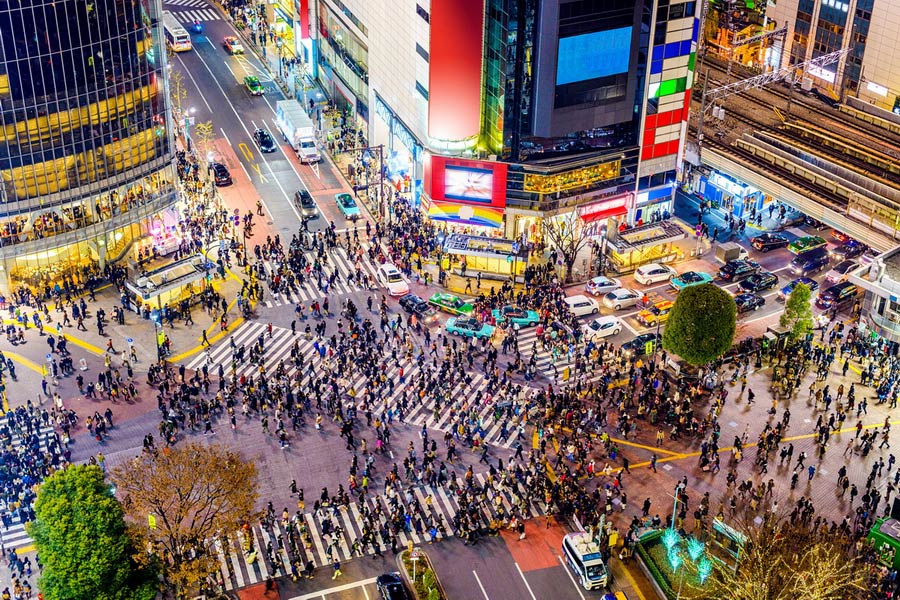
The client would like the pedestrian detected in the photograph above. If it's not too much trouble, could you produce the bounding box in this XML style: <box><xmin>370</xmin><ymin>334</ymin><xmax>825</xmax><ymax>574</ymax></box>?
<box><xmin>331</xmin><ymin>559</ymin><xmax>342</xmax><ymax>579</ymax></box>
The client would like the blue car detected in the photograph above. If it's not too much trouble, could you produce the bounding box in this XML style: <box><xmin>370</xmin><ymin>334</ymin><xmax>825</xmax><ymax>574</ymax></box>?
<box><xmin>778</xmin><ymin>276</ymin><xmax>819</xmax><ymax>301</ymax></box>
<box><xmin>445</xmin><ymin>317</ymin><xmax>495</xmax><ymax>339</ymax></box>
<box><xmin>670</xmin><ymin>271</ymin><xmax>713</xmax><ymax>291</ymax></box>
<box><xmin>335</xmin><ymin>193</ymin><xmax>361</xmax><ymax>220</ymax></box>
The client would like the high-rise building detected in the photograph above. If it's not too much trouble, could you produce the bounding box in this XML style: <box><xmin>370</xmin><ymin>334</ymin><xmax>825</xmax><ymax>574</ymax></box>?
<box><xmin>306</xmin><ymin>0</ymin><xmax>699</xmax><ymax>272</ymax></box>
<box><xmin>0</xmin><ymin>0</ymin><xmax>177</xmax><ymax>295</ymax></box>
<box><xmin>766</xmin><ymin>0</ymin><xmax>900</xmax><ymax>112</ymax></box>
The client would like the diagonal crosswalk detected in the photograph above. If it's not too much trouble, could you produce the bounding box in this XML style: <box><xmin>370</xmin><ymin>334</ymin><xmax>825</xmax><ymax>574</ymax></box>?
<box><xmin>173</xmin><ymin>8</ymin><xmax>220</xmax><ymax>23</ymax></box>
<box><xmin>209</xmin><ymin>474</ymin><xmax>546</xmax><ymax>590</ymax></box>
<box><xmin>252</xmin><ymin>244</ymin><xmax>383</xmax><ymax>308</ymax></box>
<box><xmin>186</xmin><ymin>322</ymin><xmax>532</xmax><ymax>448</ymax></box>
<box><xmin>164</xmin><ymin>0</ymin><xmax>209</xmax><ymax>7</ymax></box>
<box><xmin>510</xmin><ymin>326</ymin><xmax>614</xmax><ymax>383</ymax></box>
<box><xmin>0</xmin><ymin>426</ymin><xmax>62</xmax><ymax>551</ymax></box>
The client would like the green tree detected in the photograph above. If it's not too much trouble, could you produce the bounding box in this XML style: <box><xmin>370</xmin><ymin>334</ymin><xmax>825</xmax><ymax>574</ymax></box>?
<box><xmin>780</xmin><ymin>282</ymin><xmax>814</xmax><ymax>340</ymax></box>
<box><xmin>112</xmin><ymin>443</ymin><xmax>259</xmax><ymax>598</ymax></box>
<box><xmin>662</xmin><ymin>283</ymin><xmax>736</xmax><ymax>365</ymax></box>
<box><xmin>27</xmin><ymin>465</ymin><xmax>157</xmax><ymax>600</ymax></box>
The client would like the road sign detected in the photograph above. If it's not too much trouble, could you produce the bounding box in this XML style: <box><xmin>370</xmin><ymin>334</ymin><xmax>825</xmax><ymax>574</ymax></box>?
<box><xmin>46</xmin><ymin>353</ymin><xmax>52</xmax><ymax>362</ymax></box>
<box><xmin>411</xmin><ymin>549</ymin><xmax>420</xmax><ymax>560</ymax></box>
<box><xmin>645</xmin><ymin>341</ymin><xmax>655</xmax><ymax>355</ymax></box>
<box><xmin>126</xmin><ymin>338</ymin><xmax>133</xmax><ymax>344</ymax></box>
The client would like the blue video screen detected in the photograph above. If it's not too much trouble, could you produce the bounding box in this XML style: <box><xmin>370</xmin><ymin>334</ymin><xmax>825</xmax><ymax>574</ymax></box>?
<box><xmin>556</xmin><ymin>27</ymin><xmax>632</xmax><ymax>86</ymax></box>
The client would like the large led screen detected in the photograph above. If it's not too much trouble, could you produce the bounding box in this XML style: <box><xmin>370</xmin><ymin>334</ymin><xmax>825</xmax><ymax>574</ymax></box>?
<box><xmin>556</xmin><ymin>27</ymin><xmax>632</xmax><ymax>86</ymax></box>
<box><xmin>444</xmin><ymin>166</ymin><xmax>493</xmax><ymax>203</ymax></box>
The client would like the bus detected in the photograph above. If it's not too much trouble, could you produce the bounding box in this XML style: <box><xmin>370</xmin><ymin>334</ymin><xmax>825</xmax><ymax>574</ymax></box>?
<box><xmin>162</xmin><ymin>11</ymin><xmax>192</xmax><ymax>52</ymax></box>
<box><xmin>562</xmin><ymin>532</ymin><xmax>609</xmax><ymax>590</ymax></box>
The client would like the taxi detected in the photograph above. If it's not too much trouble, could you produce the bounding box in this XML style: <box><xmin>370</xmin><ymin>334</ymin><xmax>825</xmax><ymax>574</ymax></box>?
<box><xmin>636</xmin><ymin>300</ymin><xmax>674</xmax><ymax>326</ymax></box>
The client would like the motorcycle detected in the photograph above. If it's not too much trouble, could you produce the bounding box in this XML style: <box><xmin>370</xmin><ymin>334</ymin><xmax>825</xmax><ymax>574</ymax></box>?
<box><xmin>191</xmin><ymin>20</ymin><xmax>203</xmax><ymax>34</ymax></box>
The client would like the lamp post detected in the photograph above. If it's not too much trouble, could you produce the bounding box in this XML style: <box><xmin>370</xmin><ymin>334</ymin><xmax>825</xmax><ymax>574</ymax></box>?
<box><xmin>183</xmin><ymin>107</ymin><xmax>196</xmax><ymax>153</ymax></box>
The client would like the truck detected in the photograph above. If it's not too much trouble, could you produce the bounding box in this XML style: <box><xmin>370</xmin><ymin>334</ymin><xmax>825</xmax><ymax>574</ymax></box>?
<box><xmin>275</xmin><ymin>100</ymin><xmax>320</xmax><ymax>164</ymax></box>
<box><xmin>715</xmin><ymin>241</ymin><xmax>750</xmax><ymax>263</ymax></box>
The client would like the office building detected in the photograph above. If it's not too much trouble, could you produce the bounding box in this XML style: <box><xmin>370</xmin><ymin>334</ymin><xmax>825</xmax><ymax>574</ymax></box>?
<box><xmin>0</xmin><ymin>0</ymin><xmax>177</xmax><ymax>295</ymax></box>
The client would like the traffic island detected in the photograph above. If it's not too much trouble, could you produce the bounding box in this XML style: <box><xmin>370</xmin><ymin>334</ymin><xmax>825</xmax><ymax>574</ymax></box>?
<box><xmin>398</xmin><ymin>547</ymin><xmax>446</xmax><ymax>600</ymax></box>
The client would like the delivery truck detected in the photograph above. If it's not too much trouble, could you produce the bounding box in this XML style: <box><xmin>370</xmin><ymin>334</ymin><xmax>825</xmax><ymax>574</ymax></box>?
<box><xmin>275</xmin><ymin>100</ymin><xmax>320</xmax><ymax>164</ymax></box>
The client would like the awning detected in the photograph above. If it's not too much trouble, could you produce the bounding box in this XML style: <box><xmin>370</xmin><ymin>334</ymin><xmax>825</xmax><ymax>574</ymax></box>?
<box><xmin>578</xmin><ymin>196</ymin><xmax>628</xmax><ymax>223</ymax></box>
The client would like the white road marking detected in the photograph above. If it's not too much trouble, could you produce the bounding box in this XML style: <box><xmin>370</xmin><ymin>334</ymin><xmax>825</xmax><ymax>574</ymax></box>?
<box><xmin>289</xmin><ymin>577</ymin><xmax>379</xmax><ymax>600</ymax></box>
<box><xmin>516</xmin><ymin>563</ymin><xmax>538</xmax><ymax>600</ymax></box>
<box><xmin>472</xmin><ymin>571</ymin><xmax>491</xmax><ymax>600</ymax></box>
<box><xmin>174</xmin><ymin>55</ymin><xmax>213</xmax><ymax>112</ymax></box>
<box><xmin>556</xmin><ymin>556</ymin><xmax>587</xmax><ymax>600</ymax></box>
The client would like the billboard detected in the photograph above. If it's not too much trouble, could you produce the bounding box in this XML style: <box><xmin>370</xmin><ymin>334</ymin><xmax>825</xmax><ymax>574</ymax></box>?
<box><xmin>424</xmin><ymin>155</ymin><xmax>508</xmax><ymax>228</ymax></box>
<box><xmin>428</xmin><ymin>0</ymin><xmax>485</xmax><ymax>140</ymax></box>
<box><xmin>556</xmin><ymin>27</ymin><xmax>632</xmax><ymax>86</ymax></box>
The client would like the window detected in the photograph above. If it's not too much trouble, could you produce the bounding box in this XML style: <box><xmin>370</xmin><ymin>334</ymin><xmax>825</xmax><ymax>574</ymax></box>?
<box><xmin>416</xmin><ymin>4</ymin><xmax>429</xmax><ymax>22</ymax></box>
<box><xmin>416</xmin><ymin>81</ymin><xmax>429</xmax><ymax>100</ymax></box>
<box><xmin>416</xmin><ymin>43</ymin><xmax>429</xmax><ymax>62</ymax></box>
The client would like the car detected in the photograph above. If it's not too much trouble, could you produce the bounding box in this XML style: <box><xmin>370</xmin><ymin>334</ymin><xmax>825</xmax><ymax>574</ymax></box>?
<box><xmin>861</xmin><ymin>247</ymin><xmax>880</xmax><ymax>265</ymax></box>
<box><xmin>825</xmin><ymin>259</ymin><xmax>858</xmax><ymax>284</ymax></box>
<box><xmin>211</xmin><ymin>162</ymin><xmax>232</xmax><ymax>186</ymax></box>
<box><xmin>750</xmin><ymin>233</ymin><xmax>789</xmax><ymax>252</ymax></box>
<box><xmin>398</xmin><ymin>294</ymin><xmax>437</xmax><ymax>322</ymax></box>
<box><xmin>830</xmin><ymin>239</ymin><xmax>866</xmax><ymax>260</ymax></box>
<box><xmin>376</xmin><ymin>573</ymin><xmax>411</xmax><ymax>600</ymax></box>
<box><xmin>602</xmin><ymin>288</ymin><xmax>642</xmax><ymax>311</ymax></box>
<box><xmin>832</xmin><ymin>230</ymin><xmax>852</xmax><ymax>243</ymax></box>
<box><xmin>787</xmin><ymin>235</ymin><xmax>827</xmax><ymax>254</ymax></box>
<box><xmin>789</xmin><ymin>246</ymin><xmax>830</xmax><ymax>276</ymax></box>
<box><xmin>294</xmin><ymin>190</ymin><xmax>317</xmax><ymax>219</ymax></box>
<box><xmin>636</xmin><ymin>300</ymin><xmax>675</xmax><ymax>326</ymax></box>
<box><xmin>491</xmin><ymin>305</ymin><xmax>539</xmax><ymax>329</ymax></box>
<box><xmin>564</xmin><ymin>294</ymin><xmax>600</xmax><ymax>317</ymax></box>
<box><xmin>816</xmin><ymin>282</ymin><xmax>859</xmax><ymax>310</ymax></box>
<box><xmin>805</xmin><ymin>216</ymin><xmax>828</xmax><ymax>230</ymax></box>
<box><xmin>335</xmin><ymin>192</ymin><xmax>361</xmax><ymax>220</ymax></box>
<box><xmin>253</xmin><ymin>128</ymin><xmax>277</xmax><ymax>152</ymax></box>
<box><xmin>585</xmin><ymin>276</ymin><xmax>622</xmax><ymax>296</ymax></box>
<box><xmin>634</xmin><ymin>263</ymin><xmax>677</xmax><ymax>285</ymax></box>
<box><xmin>377</xmin><ymin>263</ymin><xmax>409</xmax><ymax>296</ymax></box>
<box><xmin>778</xmin><ymin>211</ymin><xmax>807</xmax><ymax>229</ymax></box>
<box><xmin>445</xmin><ymin>317</ymin><xmax>495</xmax><ymax>339</ymax></box>
<box><xmin>428</xmin><ymin>292</ymin><xmax>474</xmax><ymax>316</ymax></box>
<box><xmin>582</xmin><ymin>316</ymin><xmax>622</xmax><ymax>340</ymax></box>
<box><xmin>734</xmin><ymin>293</ymin><xmax>765</xmax><ymax>313</ymax></box>
<box><xmin>670</xmin><ymin>271</ymin><xmax>713</xmax><ymax>291</ymax></box>
<box><xmin>717</xmin><ymin>259</ymin><xmax>760</xmax><ymax>282</ymax></box>
<box><xmin>778</xmin><ymin>277</ymin><xmax>820</xmax><ymax>301</ymax></box>
<box><xmin>739</xmin><ymin>272</ymin><xmax>778</xmax><ymax>293</ymax></box>
<box><xmin>244</xmin><ymin>75</ymin><xmax>264</xmax><ymax>95</ymax></box>
<box><xmin>223</xmin><ymin>36</ymin><xmax>244</xmax><ymax>54</ymax></box>
<box><xmin>621</xmin><ymin>332</ymin><xmax>661</xmax><ymax>357</ymax></box>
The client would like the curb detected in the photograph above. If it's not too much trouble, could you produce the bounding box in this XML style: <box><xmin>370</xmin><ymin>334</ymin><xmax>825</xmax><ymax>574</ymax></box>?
<box><xmin>398</xmin><ymin>548</ymin><xmax>447</xmax><ymax>600</ymax></box>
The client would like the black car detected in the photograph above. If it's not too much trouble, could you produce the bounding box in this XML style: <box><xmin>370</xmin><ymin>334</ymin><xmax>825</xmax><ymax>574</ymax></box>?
<box><xmin>830</xmin><ymin>239</ymin><xmax>866</xmax><ymax>260</ymax></box>
<box><xmin>815</xmin><ymin>282</ymin><xmax>859</xmax><ymax>310</ymax></box>
<box><xmin>621</xmin><ymin>332</ymin><xmax>661</xmax><ymax>357</ymax></box>
<box><xmin>211</xmin><ymin>162</ymin><xmax>232</xmax><ymax>186</ymax></box>
<box><xmin>717</xmin><ymin>259</ymin><xmax>760</xmax><ymax>282</ymax></box>
<box><xmin>734</xmin><ymin>293</ymin><xmax>765</xmax><ymax>313</ymax></box>
<box><xmin>376</xmin><ymin>573</ymin><xmax>411</xmax><ymax>600</ymax></box>
<box><xmin>750</xmin><ymin>233</ymin><xmax>789</xmax><ymax>252</ymax></box>
<box><xmin>805</xmin><ymin>216</ymin><xmax>828</xmax><ymax>230</ymax></box>
<box><xmin>790</xmin><ymin>246</ymin><xmax>830</xmax><ymax>276</ymax></box>
<box><xmin>253</xmin><ymin>128</ymin><xmax>277</xmax><ymax>152</ymax></box>
<box><xmin>398</xmin><ymin>294</ymin><xmax>437</xmax><ymax>321</ymax></box>
<box><xmin>739</xmin><ymin>272</ymin><xmax>778</xmax><ymax>293</ymax></box>
<box><xmin>295</xmin><ymin>190</ymin><xmax>317</xmax><ymax>219</ymax></box>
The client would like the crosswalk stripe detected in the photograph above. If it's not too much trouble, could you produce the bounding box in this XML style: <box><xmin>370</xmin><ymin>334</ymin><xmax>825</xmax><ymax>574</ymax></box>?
<box><xmin>164</xmin><ymin>0</ymin><xmax>208</xmax><ymax>7</ymax></box>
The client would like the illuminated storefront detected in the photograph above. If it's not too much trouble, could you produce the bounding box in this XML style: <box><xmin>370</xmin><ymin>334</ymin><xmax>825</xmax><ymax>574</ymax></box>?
<box><xmin>0</xmin><ymin>0</ymin><xmax>177</xmax><ymax>294</ymax></box>
<box><xmin>423</xmin><ymin>156</ymin><xmax>508</xmax><ymax>236</ymax></box>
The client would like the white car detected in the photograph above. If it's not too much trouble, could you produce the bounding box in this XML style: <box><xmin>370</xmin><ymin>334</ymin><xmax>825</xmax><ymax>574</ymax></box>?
<box><xmin>377</xmin><ymin>263</ymin><xmax>409</xmax><ymax>296</ymax></box>
<box><xmin>634</xmin><ymin>263</ymin><xmax>677</xmax><ymax>285</ymax></box>
<box><xmin>582</xmin><ymin>316</ymin><xmax>622</xmax><ymax>340</ymax></box>
<box><xmin>825</xmin><ymin>259</ymin><xmax>858</xmax><ymax>284</ymax></box>
<box><xmin>563</xmin><ymin>294</ymin><xmax>599</xmax><ymax>317</ymax></box>
<box><xmin>585</xmin><ymin>276</ymin><xmax>622</xmax><ymax>296</ymax></box>
<box><xmin>602</xmin><ymin>288</ymin><xmax>642</xmax><ymax>310</ymax></box>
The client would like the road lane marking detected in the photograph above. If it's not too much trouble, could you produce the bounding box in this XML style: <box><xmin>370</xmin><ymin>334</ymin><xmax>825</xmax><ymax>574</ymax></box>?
<box><xmin>238</xmin><ymin>142</ymin><xmax>254</xmax><ymax>162</ymax></box>
<box><xmin>289</xmin><ymin>577</ymin><xmax>379</xmax><ymax>600</ymax></box>
<box><xmin>516</xmin><ymin>563</ymin><xmax>538</xmax><ymax>600</ymax></box>
<box><xmin>472</xmin><ymin>571</ymin><xmax>491</xmax><ymax>600</ymax></box>
<box><xmin>173</xmin><ymin>56</ymin><xmax>213</xmax><ymax>112</ymax></box>
<box><xmin>556</xmin><ymin>556</ymin><xmax>587</xmax><ymax>600</ymax></box>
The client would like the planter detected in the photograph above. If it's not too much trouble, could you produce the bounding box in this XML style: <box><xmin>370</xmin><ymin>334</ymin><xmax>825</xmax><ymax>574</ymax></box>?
<box><xmin>635</xmin><ymin>529</ymin><xmax>711</xmax><ymax>600</ymax></box>
<box><xmin>398</xmin><ymin>548</ymin><xmax>446</xmax><ymax>600</ymax></box>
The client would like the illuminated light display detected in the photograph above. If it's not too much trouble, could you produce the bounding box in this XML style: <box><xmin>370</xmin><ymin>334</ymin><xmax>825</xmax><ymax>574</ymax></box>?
<box><xmin>427</xmin><ymin>202</ymin><xmax>504</xmax><ymax>228</ymax></box>
<box><xmin>523</xmin><ymin>161</ymin><xmax>620</xmax><ymax>194</ymax></box>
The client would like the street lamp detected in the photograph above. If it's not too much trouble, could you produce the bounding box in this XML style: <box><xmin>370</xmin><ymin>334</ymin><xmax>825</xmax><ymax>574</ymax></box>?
<box><xmin>184</xmin><ymin>107</ymin><xmax>196</xmax><ymax>153</ymax></box>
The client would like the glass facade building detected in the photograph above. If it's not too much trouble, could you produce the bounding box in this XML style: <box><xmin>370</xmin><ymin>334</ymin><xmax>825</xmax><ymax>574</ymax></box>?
<box><xmin>0</xmin><ymin>0</ymin><xmax>176</xmax><ymax>294</ymax></box>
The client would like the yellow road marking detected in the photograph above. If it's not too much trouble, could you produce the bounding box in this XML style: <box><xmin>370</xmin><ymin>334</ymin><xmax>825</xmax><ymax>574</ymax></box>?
<box><xmin>5</xmin><ymin>351</ymin><xmax>46</xmax><ymax>375</ymax></box>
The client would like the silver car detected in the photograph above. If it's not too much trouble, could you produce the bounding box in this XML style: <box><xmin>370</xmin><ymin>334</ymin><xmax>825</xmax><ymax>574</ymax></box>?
<box><xmin>585</xmin><ymin>276</ymin><xmax>622</xmax><ymax>296</ymax></box>
<box><xmin>295</xmin><ymin>190</ymin><xmax>317</xmax><ymax>219</ymax></box>
<box><xmin>602</xmin><ymin>288</ymin><xmax>641</xmax><ymax>310</ymax></box>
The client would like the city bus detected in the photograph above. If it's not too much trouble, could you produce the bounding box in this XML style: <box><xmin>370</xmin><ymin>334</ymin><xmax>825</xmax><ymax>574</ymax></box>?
<box><xmin>562</xmin><ymin>532</ymin><xmax>609</xmax><ymax>590</ymax></box>
<box><xmin>162</xmin><ymin>11</ymin><xmax>192</xmax><ymax>52</ymax></box>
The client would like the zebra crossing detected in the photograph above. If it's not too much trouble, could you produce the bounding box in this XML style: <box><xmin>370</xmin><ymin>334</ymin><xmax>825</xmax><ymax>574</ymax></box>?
<box><xmin>164</xmin><ymin>0</ymin><xmax>209</xmax><ymax>8</ymax></box>
<box><xmin>172</xmin><ymin>8</ymin><xmax>220</xmax><ymax>23</ymax></box>
<box><xmin>0</xmin><ymin>426</ymin><xmax>60</xmax><ymax>551</ymax></box>
<box><xmin>513</xmin><ymin>326</ymin><xmax>612</xmax><ymax>383</ymax></box>
<box><xmin>186</xmin><ymin>321</ymin><xmax>531</xmax><ymax>448</ymax></box>
<box><xmin>210</xmin><ymin>473</ymin><xmax>545</xmax><ymax>591</ymax></box>
<box><xmin>254</xmin><ymin>244</ymin><xmax>382</xmax><ymax>308</ymax></box>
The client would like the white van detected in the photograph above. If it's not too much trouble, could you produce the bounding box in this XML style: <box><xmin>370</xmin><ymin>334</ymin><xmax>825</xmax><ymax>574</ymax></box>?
<box><xmin>564</xmin><ymin>294</ymin><xmax>599</xmax><ymax>317</ymax></box>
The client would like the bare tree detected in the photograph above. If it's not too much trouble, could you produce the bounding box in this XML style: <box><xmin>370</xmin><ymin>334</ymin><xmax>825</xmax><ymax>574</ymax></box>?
<box><xmin>541</xmin><ymin>210</ymin><xmax>592</xmax><ymax>282</ymax></box>
<box><xmin>191</xmin><ymin>120</ymin><xmax>215</xmax><ymax>158</ymax></box>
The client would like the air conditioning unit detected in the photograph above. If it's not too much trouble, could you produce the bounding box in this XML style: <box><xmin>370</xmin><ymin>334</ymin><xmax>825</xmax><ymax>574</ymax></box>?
<box><xmin>887</xmin><ymin>310</ymin><xmax>899</xmax><ymax>324</ymax></box>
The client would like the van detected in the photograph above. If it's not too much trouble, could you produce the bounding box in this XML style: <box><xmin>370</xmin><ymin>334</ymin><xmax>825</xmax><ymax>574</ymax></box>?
<box><xmin>564</xmin><ymin>295</ymin><xmax>599</xmax><ymax>317</ymax></box>
<box><xmin>790</xmin><ymin>246</ymin><xmax>830</xmax><ymax>276</ymax></box>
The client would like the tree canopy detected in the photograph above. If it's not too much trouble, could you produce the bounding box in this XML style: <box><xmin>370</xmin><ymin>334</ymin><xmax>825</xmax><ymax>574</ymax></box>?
<box><xmin>541</xmin><ymin>211</ymin><xmax>592</xmax><ymax>282</ymax></box>
<box><xmin>111</xmin><ymin>443</ymin><xmax>258</xmax><ymax>597</ymax></box>
<box><xmin>662</xmin><ymin>283</ymin><xmax>736</xmax><ymax>365</ymax></box>
<box><xmin>780</xmin><ymin>282</ymin><xmax>814</xmax><ymax>341</ymax></box>
<box><xmin>27</xmin><ymin>465</ymin><xmax>157</xmax><ymax>600</ymax></box>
